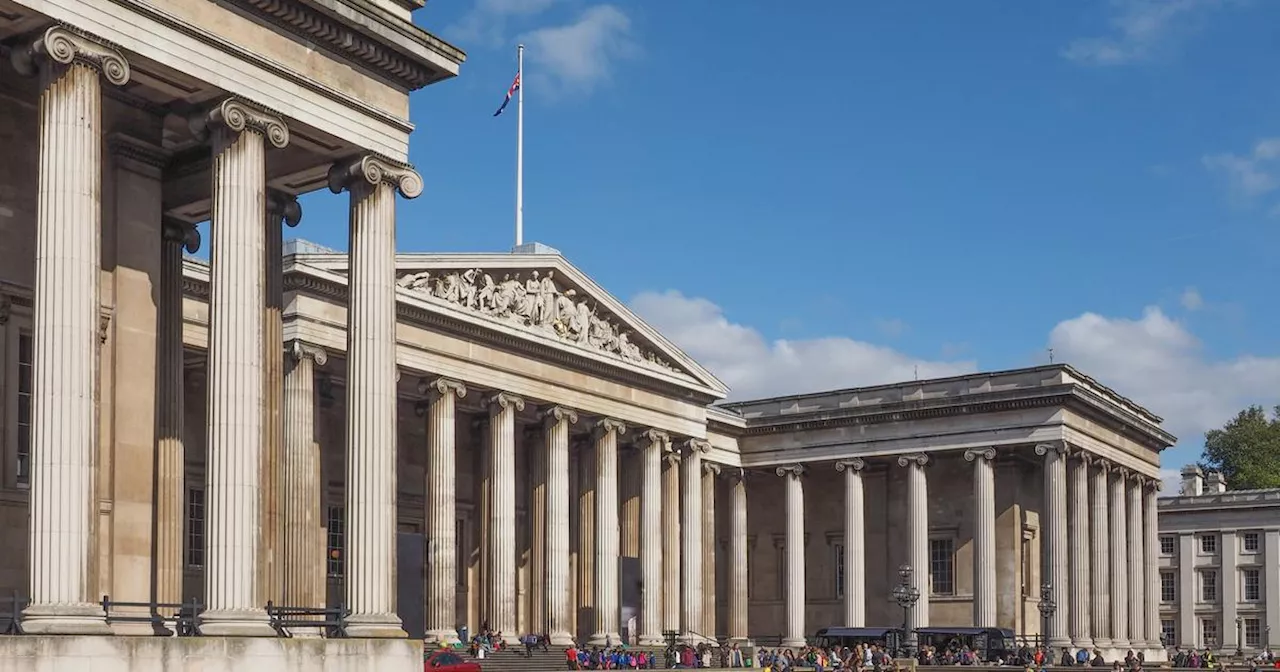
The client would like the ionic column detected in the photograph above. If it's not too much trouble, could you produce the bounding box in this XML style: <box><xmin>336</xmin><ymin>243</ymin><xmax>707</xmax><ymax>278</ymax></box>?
<box><xmin>777</xmin><ymin>464</ymin><xmax>806</xmax><ymax>648</ymax></box>
<box><xmin>12</xmin><ymin>25</ymin><xmax>128</xmax><ymax>635</ymax></box>
<box><xmin>1068</xmin><ymin>452</ymin><xmax>1092</xmax><ymax>649</ymax></box>
<box><xmin>192</xmin><ymin>97</ymin><xmax>290</xmax><ymax>637</ymax></box>
<box><xmin>899</xmin><ymin>454</ymin><xmax>930</xmax><ymax>631</ymax></box>
<box><xmin>727</xmin><ymin>470</ymin><xmax>751</xmax><ymax>645</ymax></box>
<box><xmin>421</xmin><ymin>378</ymin><xmax>467</xmax><ymax>644</ymax></box>
<box><xmin>590</xmin><ymin>418</ymin><xmax>626</xmax><ymax>646</ymax></box>
<box><xmin>661</xmin><ymin>452</ymin><xmax>682</xmax><ymax>635</ymax></box>
<box><xmin>1090</xmin><ymin>461</ymin><xmax>1112</xmax><ymax>648</ymax></box>
<box><xmin>680</xmin><ymin>439</ymin><xmax>710</xmax><ymax>642</ymax></box>
<box><xmin>637</xmin><ymin>430</ymin><xmax>669</xmax><ymax>646</ymax></box>
<box><xmin>964</xmin><ymin>449</ymin><xmax>996</xmax><ymax>628</ymax></box>
<box><xmin>1143</xmin><ymin>481</ymin><xmax>1160</xmax><ymax>649</ymax></box>
<box><xmin>1126</xmin><ymin>474</ymin><xmax>1145</xmax><ymax>647</ymax></box>
<box><xmin>544</xmin><ymin>407</ymin><xmax>578</xmax><ymax>646</ymax></box>
<box><xmin>282</xmin><ymin>342</ymin><xmax>325</xmax><ymax>614</ymax></box>
<box><xmin>484</xmin><ymin>392</ymin><xmax>524</xmax><ymax>644</ymax></box>
<box><xmin>328</xmin><ymin>154</ymin><xmax>423</xmax><ymax>638</ymax></box>
<box><xmin>835</xmin><ymin>459</ymin><xmax>867</xmax><ymax>627</ymax></box>
<box><xmin>156</xmin><ymin>220</ymin><xmax>200</xmax><ymax>614</ymax></box>
<box><xmin>1035</xmin><ymin>442</ymin><xmax>1070</xmax><ymax>648</ymax></box>
<box><xmin>1109</xmin><ymin>468</ymin><xmax>1130</xmax><ymax>648</ymax></box>
<box><xmin>701</xmin><ymin>462</ymin><xmax>720</xmax><ymax>638</ymax></box>
<box><xmin>529</xmin><ymin>427</ymin><xmax>547</xmax><ymax>637</ymax></box>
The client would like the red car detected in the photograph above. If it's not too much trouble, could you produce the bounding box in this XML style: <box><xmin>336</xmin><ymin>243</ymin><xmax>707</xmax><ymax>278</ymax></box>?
<box><xmin>423</xmin><ymin>650</ymin><xmax>481</xmax><ymax>672</ymax></box>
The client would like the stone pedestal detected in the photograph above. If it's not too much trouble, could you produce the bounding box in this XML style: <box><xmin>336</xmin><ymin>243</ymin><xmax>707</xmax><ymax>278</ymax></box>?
<box><xmin>777</xmin><ymin>464</ymin><xmax>806</xmax><ymax>649</ymax></box>
<box><xmin>422</xmin><ymin>378</ymin><xmax>466</xmax><ymax>644</ymax></box>
<box><xmin>543</xmin><ymin>407</ymin><xmax>577</xmax><ymax>646</ymax></box>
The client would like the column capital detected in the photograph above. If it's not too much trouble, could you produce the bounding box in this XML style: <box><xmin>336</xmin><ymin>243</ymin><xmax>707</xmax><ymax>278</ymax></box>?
<box><xmin>328</xmin><ymin>154</ymin><xmax>423</xmax><ymax>199</ymax></box>
<box><xmin>190</xmin><ymin>97</ymin><xmax>289</xmax><ymax>149</ymax></box>
<box><xmin>541</xmin><ymin>405</ymin><xmax>578</xmax><ymax>427</ymax></box>
<box><xmin>1034</xmin><ymin>441</ymin><xmax>1068</xmax><ymax>458</ymax></box>
<box><xmin>593</xmin><ymin>417</ymin><xmax>627</xmax><ymax>438</ymax></box>
<box><xmin>663</xmin><ymin>452</ymin><xmax>682</xmax><ymax>468</ymax></box>
<box><xmin>964</xmin><ymin>448</ymin><xmax>996</xmax><ymax>463</ymax></box>
<box><xmin>287</xmin><ymin>340</ymin><xmax>328</xmax><ymax>367</ymax></box>
<box><xmin>1144</xmin><ymin>477</ymin><xmax>1163</xmax><ymax>493</ymax></box>
<box><xmin>835</xmin><ymin>458</ymin><xmax>866</xmax><ymax>473</ymax></box>
<box><xmin>267</xmin><ymin>189</ymin><xmax>302</xmax><ymax>228</ymax></box>
<box><xmin>487</xmin><ymin>391</ymin><xmax>525</xmax><ymax>414</ymax></box>
<box><xmin>11</xmin><ymin>25</ymin><xmax>130</xmax><ymax>86</ymax></box>
<box><xmin>681</xmin><ymin>438</ymin><xmax>710</xmax><ymax>457</ymax></box>
<box><xmin>418</xmin><ymin>376</ymin><xmax>467</xmax><ymax>401</ymax></box>
<box><xmin>775</xmin><ymin>464</ymin><xmax>805</xmax><ymax>479</ymax></box>
<box><xmin>725</xmin><ymin>467</ymin><xmax>747</xmax><ymax>484</ymax></box>
<box><xmin>162</xmin><ymin>217</ymin><xmax>201</xmax><ymax>254</ymax></box>
<box><xmin>636</xmin><ymin>428</ymin><xmax>670</xmax><ymax>449</ymax></box>
<box><xmin>702</xmin><ymin>462</ymin><xmax>721</xmax><ymax>477</ymax></box>
<box><xmin>896</xmin><ymin>453</ymin><xmax>929</xmax><ymax>468</ymax></box>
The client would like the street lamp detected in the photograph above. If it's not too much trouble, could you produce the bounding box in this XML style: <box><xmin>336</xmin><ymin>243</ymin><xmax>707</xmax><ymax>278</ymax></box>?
<box><xmin>1235</xmin><ymin>616</ymin><xmax>1243</xmax><ymax>657</ymax></box>
<box><xmin>1037</xmin><ymin>583</ymin><xmax>1056</xmax><ymax>653</ymax></box>
<box><xmin>891</xmin><ymin>564</ymin><xmax>921</xmax><ymax>658</ymax></box>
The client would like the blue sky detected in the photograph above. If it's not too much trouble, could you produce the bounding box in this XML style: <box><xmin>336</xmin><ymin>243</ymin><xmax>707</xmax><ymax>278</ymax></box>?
<box><xmin>292</xmin><ymin>0</ymin><xmax>1280</xmax><ymax>478</ymax></box>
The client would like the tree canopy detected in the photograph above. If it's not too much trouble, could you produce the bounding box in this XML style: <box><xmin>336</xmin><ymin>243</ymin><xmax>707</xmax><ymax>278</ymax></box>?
<box><xmin>1199</xmin><ymin>405</ymin><xmax>1280</xmax><ymax>491</ymax></box>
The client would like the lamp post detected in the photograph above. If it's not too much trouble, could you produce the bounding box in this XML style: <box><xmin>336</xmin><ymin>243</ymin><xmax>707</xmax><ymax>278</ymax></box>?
<box><xmin>1037</xmin><ymin>582</ymin><xmax>1056</xmax><ymax>654</ymax></box>
<box><xmin>1235</xmin><ymin>616</ymin><xmax>1243</xmax><ymax>656</ymax></box>
<box><xmin>891</xmin><ymin>563</ymin><xmax>921</xmax><ymax>658</ymax></box>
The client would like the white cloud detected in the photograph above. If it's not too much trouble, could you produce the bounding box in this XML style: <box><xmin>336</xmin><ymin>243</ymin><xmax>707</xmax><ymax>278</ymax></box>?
<box><xmin>1062</xmin><ymin>0</ymin><xmax>1218</xmax><ymax>65</ymax></box>
<box><xmin>1203</xmin><ymin>138</ymin><xmax>1280</xmax><ymax>211</ymax></box>
<box><xmin>519</xmin><ymin>5</ymin><xmax>636</xmax><ymax>95</ymax></box>
<box><xmin>1180</xmin><ymin>287</ymin><xmax>1204</xmax><ymax>311</ymax></box>
<box><xmin>444</xmin><ymin>0</ymin><xmax>559</xmax><ymax>48</ymax></box>
<box><xmin>873</xmin><ymin>317</ymin><xmax>909</xmax><ymax>338</ymax></box>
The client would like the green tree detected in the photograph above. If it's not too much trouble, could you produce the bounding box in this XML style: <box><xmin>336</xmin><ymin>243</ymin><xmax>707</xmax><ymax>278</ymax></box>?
<box><xmin>1199</xmin><ymin>405</ymin><xmax>1280</xmax><ymax>490</ymax></box>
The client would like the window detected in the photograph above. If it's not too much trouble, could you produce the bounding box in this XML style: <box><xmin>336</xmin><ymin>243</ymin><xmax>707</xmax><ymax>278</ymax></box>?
<box><xmin>1201</xmin><ymin>619</ymin><xmax>1218</xmax><ymax>649</ymax></box>
<box><xmin>1243</xmin><ymin>532</ymin><xmax>1260</xmax><ymax>552</ymax></box>
<box><xmin>1160</xmin><ymin>535</ymin><xmax>1176</xmax><ymax>556</ymax></box>
<box><xmin>327</xmin><ymin>505</ymin><xmax>345</xmax><ymax>578</ymax></box>
<box><xmin>1243</xmin><ymin>569</ymin><xmax>1260</xmax><ymax>601</ymax></box>
<box><xmin>834</xmin><ymin>542</ymin><xmax>846</xmax><ymax>599</ymax></box>
<box><xmin>1161</xmin><ymin>620</ymin><xmax>1176</xmax><ymax>647</ymax></box>
<box><xmin>1200</xmin><ymin>534</ymin><xmax>1217</xmax><ymax>554</ymax></box>
<box><xmin>1244</xmin><ymin>618</ymin><xmax>1261</xmax><ymax>648</ymax></box>
<box><xmin>1160</xmin><ymin>571</ymin><xmax>1176</xmax><ymax>602</ymax></box>
<box><xmin>185</xmin><ymin>487</ymin><xmax>205</xmax><ymax>568</ymax></box>
<box><xmin>1200</xmin><ymin>570</ymin><xmax>1217</xmax><ymax>602</ymax></box>
<box><xmin>16</xmin><ymin>333</ymin><xmax>32</xmax><ymax>487</ymax></box>
<box><xmin>929</xmin><ymin>538</ymin><xmax>955</xmax><ymax>596</ymax></box>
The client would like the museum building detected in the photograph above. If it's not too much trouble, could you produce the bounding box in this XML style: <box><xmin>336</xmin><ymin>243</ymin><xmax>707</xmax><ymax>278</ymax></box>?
<box><xmin>0</xmin><ymin>0</ymin><xmax>1177</xmax><ymax>669</ymax></box>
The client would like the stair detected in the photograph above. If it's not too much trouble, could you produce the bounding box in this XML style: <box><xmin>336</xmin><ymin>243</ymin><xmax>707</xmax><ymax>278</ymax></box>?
<box><xmin>466</xmin><ymin>647</ymin><xmax>564</xmax><ymax>672</ymax></box>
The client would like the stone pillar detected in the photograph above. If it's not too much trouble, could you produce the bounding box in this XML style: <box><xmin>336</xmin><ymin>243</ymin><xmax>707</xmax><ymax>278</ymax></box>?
<box><xmin>1143</xmin><ymin>481</ymin><xmax>1160</xmax><ymax>649</ymax></box>
<box><xmin>899</xmin><ymin>454</ymin><xmax>930</xmax><ymax>632</ymax></box>
<box><xmin>193</xmin><ymin>97</ymin><xmax>290</xmax><ymax>637</ymax></box>
<box><xmin>1035</xmin><ymin>442</ymin><xmax>1070</xmax><ymax>648</ymax></box>
<box><xmin>777</xmin><ymin>464</ymin><xmax>806</xmax><ymax>648</ymax></box>
<box><xmin>328</xmin><ymin>154</ymin><xmax>423</xmax><ymax>638</ymax></box>
<box><xmin>1068</xmin><ymin>452</ymin><xmax>1092</xmax><ymax>649</ymax></box>
<box><xmin>1090</xmin><ymin>461</ymin><xmax>1112</xmax><ymax>648</ymax></box>
<box><xmin>282</xmin><ymin>341</ymin><xmax>326</xmax><ymax>615</ymax></box>
<box><xmin>529</xmin><ymin>427</ymin><xmax>546</xmax><ymax>637</ymax></box>
<box><xmin>11</xmin><ymin>25</ymin><xmax>128</xmax><ymax>635</ymax></box>
<box><xmin>156</xmin><ymin>220</ymin><xmax>200</xmax><ymax>612</ymax></box>
<box><xmin>421</xmin><ymin>378</ymin><xmax>467</xmax><ymax>644</ymax></box>
<box><xmin>1109</xmin><ymin>468</ymin><xmax>1130</xmax><ymax>649</ymax></box>
<box><xmin>680</xmin><ymin>439</ymin><xmax>710</xmax><ymax>642</ymax></box>
<box><xmin>661</xmin><ymin>451</ymin><xmax>682</xmax><ymax>635</ymax></box>
<box><xmin>484</xmin><ymin>392</ymin><xmax>524</xmax><ymax>644</ymax></box>
<box><xmin>543</xmin><ymin>407</ymin><xmax>578</xmax><ymax>646</ymax></box>
<box><xmin>1126</xmin><ymin>474</ymin><xmax>1145</xmax><ymax>647</ymax></box>
<box><xmin>637</xmin><ymin>429</ymin><xmax>668</xmax><ymax>646</ymax></box>
<box><xmin>835</xmin><ymin>459</ymin><xmax>867</xmax><ymax>627</ymax></box>
<box><xmin>576</xmin><ymin>441</ymin><xmax>595</xmax><ymax>642</ymax></box>
<box><xmin>964</xmin><ymin>449</ymin><xmax>996</xmax><ymax>628</ymax></box>
<box><xmin>590</xmin><ymin>418</ymin><xmax>625</xmax><ymax>646</ymax></box>
<box><xmin>727</xmin><ymin>470</ymin><xmax>751</xmax><ymax>645</ymax></box>
<box><xmin>701</xmin><ymin>462</ymin><xmax>719</xmax><ymax>638</ymax></box>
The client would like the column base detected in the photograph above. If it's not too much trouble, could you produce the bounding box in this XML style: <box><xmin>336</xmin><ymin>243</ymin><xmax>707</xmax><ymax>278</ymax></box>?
<box><xmin>1092</xmin><ymin>637</ymin><xmax>1113</xmax><ymax>650</ymax></box>
<box><xmin>549</xmin><ymin>631</ymin><xmax>576</xmax><ymax>647</ymax></box>
<box><xmin>423</xmin><ymin>628</ymin><xmax>460</xmax><ymax>646</ymax></box>
<box><xmin>588</xmin><ymin>631</ymin><xmax>621</xmax><ymax>647</ymax></box>
<box><xmin>199</xmin><ymin>609</ymin><xmax>277</xmax><ymax>637</ymax></box>
<box><xmin>20</xmin><ymin>603</ymin><xmax>112</xmax><ymax>635</ymax></box>
<box><xmin>1047</xmin><ymin>636</ymin><xmax>1073</xmax><ymax>651</ymax></box>
<box><xmin>780</xmin><ymin>637</ymin><xmax>807</xmax><ymax>649</ymax></box>
<box><xmin>1071</xmin><ymin>638</ymin><xmax>1095</xmax><ymax>652</ymax></box>
<box><xmin>638</xmin><ymin>633</ymin><xmax>666</xmax><ymax>647</ymax></box>
<box><xmin>345</xmin><ymin>613</ymin><xmax>408</xmax><ymax>639</ymax></box>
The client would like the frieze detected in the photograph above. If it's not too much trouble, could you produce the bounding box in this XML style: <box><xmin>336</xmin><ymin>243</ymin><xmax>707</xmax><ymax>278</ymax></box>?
<box><xmin>396</xmin><ymin>268</ymin><xmax>680</xmax><ymax>375</ymax></box>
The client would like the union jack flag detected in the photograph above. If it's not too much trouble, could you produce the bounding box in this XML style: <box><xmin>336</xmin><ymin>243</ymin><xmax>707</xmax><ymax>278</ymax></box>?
<box><xmin>493</xmin><ymin>72</ymin><xmax>520</xmax><ymax>117</ymax></box>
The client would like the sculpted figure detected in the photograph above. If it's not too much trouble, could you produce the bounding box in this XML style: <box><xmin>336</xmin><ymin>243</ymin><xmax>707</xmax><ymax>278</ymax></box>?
<box><xmin>477</xmin><ymin>273</ymin><xmax>497</xmax><ymax>312</ymax></box>
<box><xmin>617</xmin><ymin>332</ymin><xmax>643</xmax><ymax>361</ymax></box>
<box><xmin>460</xmin><ymin>268</ymin><xmax>480</xmax><ymax>309</ymax></box>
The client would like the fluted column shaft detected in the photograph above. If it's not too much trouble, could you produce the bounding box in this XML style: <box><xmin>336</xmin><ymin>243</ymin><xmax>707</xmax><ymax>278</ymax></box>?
<box><xmin>422</xmin><ymin>378</ymin><xmax>466</xmax><ymax>643</ymax></box>
<box><xmin>1109</xmin><ymin>469</ymin><xmax>1130</xmax><ymax>648</ymax></box>
<box><xmin>637</xmin><ymin>430</ymin><xmax>667</xmax><ymax>646</ymax></box>
<box><xmin>965</xmin><ymin>449</ymin><xmax>996</xmax><ymax>627</ymax></box>
<box><xmin>1143</xmin><ymin>484</ymin><xmax>1160</xmax><ymax>648</ymax></box>
<box><xmin>1127</xmin><ymin>476</ymin><xmax>1145</xmax><ymax>646</ymax></box>
<box><xmin>487</xmin><ymin>393</ymin><xmax>524</xmax><ymax>644</ymax></box>
<box><xmin>282</xmin><ymin>342</ymin><xmax>324</xmax><ymax>613</ymax></box>
<box><xmin>727</xmin><ymin>472</ymin><xmax>750</xmax><ymax>643</ymax></box>
<box><xmin>544</xmin><ymin>407</ymin><xmax>578</xmax><ymax>646</ymax></box>
<box><xmin>778</xmin><ymin>465</ymin><xmax>806</xmax><ymax>648</ymax></box>
<box><xmin>590</xmin><ymin>419</ymin><xmax>625</xmax><ymax>646</ymax></box>
<box><xmin>18</xmin><ymin>26</ymin><xmax>128</xmax><ymax>635</ymax></box>
<box><xmin>661</xmin><ymin>454</ymin><xmax>681</xmax><ymax>634</ymax></box>
<box><xmin>701</xmin><ymin>463</ymin><xmax>719</xmax><ymax>638</ymax></box>
<box><xmin>1037</xmin><ymin>443</ymin><xmax>1069</xmax><ymax>648</ymax></box>
<box><xmin>901</xmin><ymin>454</ymin><xmax>930</xmax><ymax>632</ymax></box>
<box><xmin>1090</xmin><ymin>463</ymin><xmax>1112</xmax><ymax>648</ymax></box>
<box><xmin>329</xmin><ymin>154</ymin><xmax>422</xmax><ymax>638</ymax></box>
<box><xmin>837</xmin><ymin>459</ymin><xmax>867</xmax><ymax>627</ymax></box>
<box><xmin>680</xmin><ymin>441</ymin><xmax>708</xmax><ymax>642</ymax></box>
<box><xmin>1068</xmin><ymin>454</ymin><xmax>1092</xmax><ymax>648</ymax></box>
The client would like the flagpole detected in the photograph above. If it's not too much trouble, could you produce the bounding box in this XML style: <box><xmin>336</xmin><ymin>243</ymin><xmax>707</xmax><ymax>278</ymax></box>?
<box><xmin>515</xmin><ymin>43</ymin><xmax>524</xmax><ymax>248</ymax></box>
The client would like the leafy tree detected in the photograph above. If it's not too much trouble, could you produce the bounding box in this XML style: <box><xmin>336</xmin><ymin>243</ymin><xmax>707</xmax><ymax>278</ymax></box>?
<box><xmin>1199</xmin><ymin>405</ymin><xmax>1280</xmax><ymax>490</ymax></box>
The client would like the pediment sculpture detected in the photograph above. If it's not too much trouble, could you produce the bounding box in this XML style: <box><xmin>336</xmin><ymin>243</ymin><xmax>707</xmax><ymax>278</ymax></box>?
<box><xmin>397</xmin><ymin>268</ymin><xmax>680</xmax><ymax>374</ymax></box>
